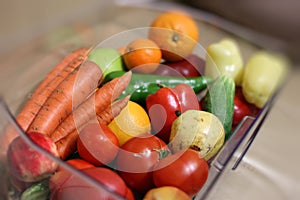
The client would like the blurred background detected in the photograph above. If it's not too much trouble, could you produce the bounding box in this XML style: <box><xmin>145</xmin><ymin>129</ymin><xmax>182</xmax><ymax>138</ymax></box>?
<box><xmin>180</xmin><ymin>0</ymin><xmax>300</xmax><ymax>62</ymax></box>
<box><xmin>1</xmin><ymin>0</ymin><xmax>299</xmax><ymax>62</ymax></box>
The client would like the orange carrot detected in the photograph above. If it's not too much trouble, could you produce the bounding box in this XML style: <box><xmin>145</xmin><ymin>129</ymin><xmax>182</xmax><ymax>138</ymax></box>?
<box><xmin>55</xmin><ymin>130</ymin><xmax>78</xmax><ymax>160</ymax></box>
<box><xmin>28</xmin><ymin>60</ymin><xmax>102</xmax><ymax>136</ymax></box>
<box><xmin>0</xmin><ymin>48</ymin><xmax>91</xmax><ymax>158</ymax></box>
<box><xmin>50</xmin><ymin>71</ymin><xmax>132</xmax><ymax>143</ymax></box>
<box><xmin>97</xmin><ymin>95</ymin><xmax>130</xmax><ymax>125</ymax></box>
<box><xmin>33</xmin><ymin>47</ymin><xmax>90</xmax><ymax>95</ymax></box>
<box><xmin>16</xmin><ymin>47</ymin><xmax>90</xmax><ymax>132</ymax></box>
<box><xmin>55</xmin><ymin>95</ymin><xmax>130</xmax><ymax>159</ymax></box>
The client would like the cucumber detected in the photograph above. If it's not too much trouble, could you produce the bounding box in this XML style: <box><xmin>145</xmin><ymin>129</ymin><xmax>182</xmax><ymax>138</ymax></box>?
<box><xmin>20</xmin><ymin>179</ymin><xmax>50</xmax><ymax>200</ymax></box>
<box><xmin>202</xmin><ymin>75</ymin><xmax>235</xmax><ymax>139</ymax></box>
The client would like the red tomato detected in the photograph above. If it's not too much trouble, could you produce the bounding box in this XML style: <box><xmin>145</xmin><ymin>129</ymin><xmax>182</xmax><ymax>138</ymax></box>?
<box><xmin>50</xmin><ymin>167</ymin><xmax>127</xmax><ymax>200</ymax></box>
<box><xmin>152</xmin><ymin>149</ymin><xmax>209</xmax><ymax>197</ymax></box>
<box><xmin>116</xmin><ymin>134</ymin><xmax>170</xmax><ymax>193</ymax></box>
<box><xmin>77</xmin><ymin>123</ymin><xmax>119</xmax><ymax>166</ymax></box>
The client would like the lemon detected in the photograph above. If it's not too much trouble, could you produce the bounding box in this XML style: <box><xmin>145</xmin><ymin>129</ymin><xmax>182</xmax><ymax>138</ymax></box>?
<box><xmin>108</xmin><ymin>101</ymin><xmax>151</xmax><ymax>146</ymax></box>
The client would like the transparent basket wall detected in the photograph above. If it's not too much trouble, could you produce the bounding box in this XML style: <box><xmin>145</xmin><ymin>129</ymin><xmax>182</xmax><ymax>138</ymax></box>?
<box><xmin>0</xmin><ymin>90</ymin><xmax>277</xmax><ymax>200</ymax></box>
<box><xmin>0</xmin><ymin>99</ymin><xmax>127</xmax><ymax>200</ymax></box>
<box><xmin>0</xmin><ymin>5</ymin><xmax>287</xmax><ymax>200</ymax></box>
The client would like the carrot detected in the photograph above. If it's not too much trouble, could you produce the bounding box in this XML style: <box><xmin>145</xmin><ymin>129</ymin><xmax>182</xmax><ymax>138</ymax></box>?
<box><xmin>0</xmin><ymin>48</ymin><xmax>91</xmax><ymax>158</ymax></box>
<box><xmin>55</xmin><ymin>95</ymin><xmax>130</xmax><ymax>159</ymax></box>
<box><xmin>28</xmin><ymin>60</ymin><xmax>102</xmax><ymax>136</ymax></box>
<box><xmin>97</xmin><ymin>95</ymin><xmax>130</xmax><ymax>125</ymax></box>
<box><xmin>33</xmin><ymin>47</ymin><xmax>90</xmax><ymax>96</ymax></box>
<box><xmin>50</xmin><ymin>71</ymin><xmax>132</xmax><ymax>143</ymax></box>
<box><xmin>16</xmin><ymin>47</ymin><xmax>90</xmax><ymax>132</ymax></box>
<box><xmin>55</xmin><ymin>130</ymin><xmax>78</xmax><ymax>160</ymax></box>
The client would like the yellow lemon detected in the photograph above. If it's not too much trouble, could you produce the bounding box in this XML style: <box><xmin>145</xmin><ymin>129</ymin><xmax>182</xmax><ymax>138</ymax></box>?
<box><xmin>108</xmin><ymin>101</ymin><xmax>151</xmax><ymax>146</ymax></box>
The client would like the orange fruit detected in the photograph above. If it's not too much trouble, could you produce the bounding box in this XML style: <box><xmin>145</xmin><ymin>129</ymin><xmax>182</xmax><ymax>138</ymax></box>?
<box><xmin>108</xmin><ymin>101</ymin><xmax>151</xmax><ymax>146</ymax></box>
<box><xmin>123</xmin><ymin>38</ymin><xmax>162</xmax><ymax>73</ymax></box>
<box><xmin>148</xmin><ymin>11</ymin><xmax>199</xmax><ymax>62</ymax></box>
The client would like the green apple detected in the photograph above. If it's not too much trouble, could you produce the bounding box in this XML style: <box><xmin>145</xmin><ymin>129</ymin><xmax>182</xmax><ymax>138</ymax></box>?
<box><xmin>88</xmin><ymin>48</ymin><xmax>125</xmax><ymax>77</ymax></box>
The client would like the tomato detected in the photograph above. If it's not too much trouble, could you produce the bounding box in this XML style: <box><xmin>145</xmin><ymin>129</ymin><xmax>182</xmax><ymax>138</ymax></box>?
<box><xmin>50</xmin><ymin>167</ymin><xmax>127</xmax><ymax>200</ymax></box>
<box><xmin>116</xmin><ymin>134</ymin><xmax>170</xmax><ymax>193</ymax></box>
<box><xmin>152</xmin><ymin>149</ymin><xmax>209</xmax><ymax>197</ymax></box>
<box><xmin>77</xmin><ymin>123</ymin><xmax>119</xmax><ymax>166</ymax></box>
<box><xmin>143</xmin><ymin>186</ymin><xmax>190</xmax><ymax>200</ymax></box>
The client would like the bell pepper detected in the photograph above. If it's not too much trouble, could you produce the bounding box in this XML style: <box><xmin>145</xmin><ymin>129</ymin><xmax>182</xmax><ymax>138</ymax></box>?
<box><xmin>233</xmin><ymin>87</ymin><xmax>260</xmax><ymax>128</ymax></box>
<box><xmin>205</xmin><ymin>38</ymin><xmax>244</xmax><ymax>85</ymax></box>
<box><xmin>146</xmin><ymin>83</ymin><xmax>200</xmax><ymax>143</ymax></box>
<box><xmin>103</xmin><ymin>71</ymin><xmax>212</xmax><ymax>107</ymax></box>
<box><xmin>242</xmin><ymin>51</ymin><xmax>289</xmax><ymax>108</ymax></box>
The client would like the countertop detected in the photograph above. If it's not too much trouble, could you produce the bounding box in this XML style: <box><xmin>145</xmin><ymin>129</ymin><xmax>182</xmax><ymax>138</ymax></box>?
<box><xmin>1</xmin><ymin>2</ymin><xmax>299</xmax><ymax>199</ymax></box>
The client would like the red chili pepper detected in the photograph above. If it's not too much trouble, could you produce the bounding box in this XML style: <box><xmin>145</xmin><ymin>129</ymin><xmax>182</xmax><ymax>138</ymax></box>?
<box><xmin>146</xmin><ymin>83</ymin><xmax>199</xmax><ymax>143</ymax></box>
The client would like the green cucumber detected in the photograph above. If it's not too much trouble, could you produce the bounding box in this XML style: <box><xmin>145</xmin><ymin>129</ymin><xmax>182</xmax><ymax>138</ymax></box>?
<box><xmin>20</xmin><ymin>179</ymin><xmax>50</xmax><ymax>200</ymax></box>
<box><xmin>202</xmin><ymin>75</ymin><xmax>235</xmax><ymax>139</ymax></box>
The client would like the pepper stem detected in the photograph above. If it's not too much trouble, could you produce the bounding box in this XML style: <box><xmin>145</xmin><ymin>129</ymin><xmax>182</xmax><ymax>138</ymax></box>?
<box><xmin>175</xmin><ymin>110</ymin><xmax>181</xmax><ymax>117</ymax></box>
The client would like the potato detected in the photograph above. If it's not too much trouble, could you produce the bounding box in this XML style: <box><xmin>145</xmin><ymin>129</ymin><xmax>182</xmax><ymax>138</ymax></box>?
<box><xmin>169</xmin><ymin>110</ymin><xmax>225</xmax><ymax>160</ymax></box>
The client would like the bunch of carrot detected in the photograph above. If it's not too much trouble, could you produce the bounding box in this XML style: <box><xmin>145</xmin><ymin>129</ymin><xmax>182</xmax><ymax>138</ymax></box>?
<box><xmin>8</xmin><ymin>47</ymin><xmax>132</xmax><ymax>160</ymax></box>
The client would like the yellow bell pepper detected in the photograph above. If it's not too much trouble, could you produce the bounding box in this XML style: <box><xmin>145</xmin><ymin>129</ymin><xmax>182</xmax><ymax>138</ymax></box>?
<box><xmin>242</xmin><ymin>51</ymin><xmax>289</xmax><ymax>108</ymax></box>
<box><xmin>205</xmin><ymin>38</ymin><xmax>244</xmax><ymax>85</ymax></box>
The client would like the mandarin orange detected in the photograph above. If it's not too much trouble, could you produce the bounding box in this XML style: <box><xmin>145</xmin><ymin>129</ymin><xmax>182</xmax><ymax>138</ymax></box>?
<box><xmin>148</xmin><ymin>11</ymin><xmax>199</xmax><ymax>62</ymax></box>
<box><xmin>123</xmin><ymin>38</ymin><xmax>162</xmax><ymax>73</ymax></box>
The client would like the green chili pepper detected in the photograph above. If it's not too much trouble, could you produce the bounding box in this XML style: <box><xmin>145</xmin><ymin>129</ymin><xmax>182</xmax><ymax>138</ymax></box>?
<box><xmin>103</xmin><ymin>71</ymin><xmax>212</xmax><ymax>106</ymax></box>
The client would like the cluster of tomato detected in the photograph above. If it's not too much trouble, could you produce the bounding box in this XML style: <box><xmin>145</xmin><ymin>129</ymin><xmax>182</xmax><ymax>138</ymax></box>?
<box><xmin>50</xmin><ymin>116</ymin><xmax>209</xmax><ymax>199</ymax></box>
